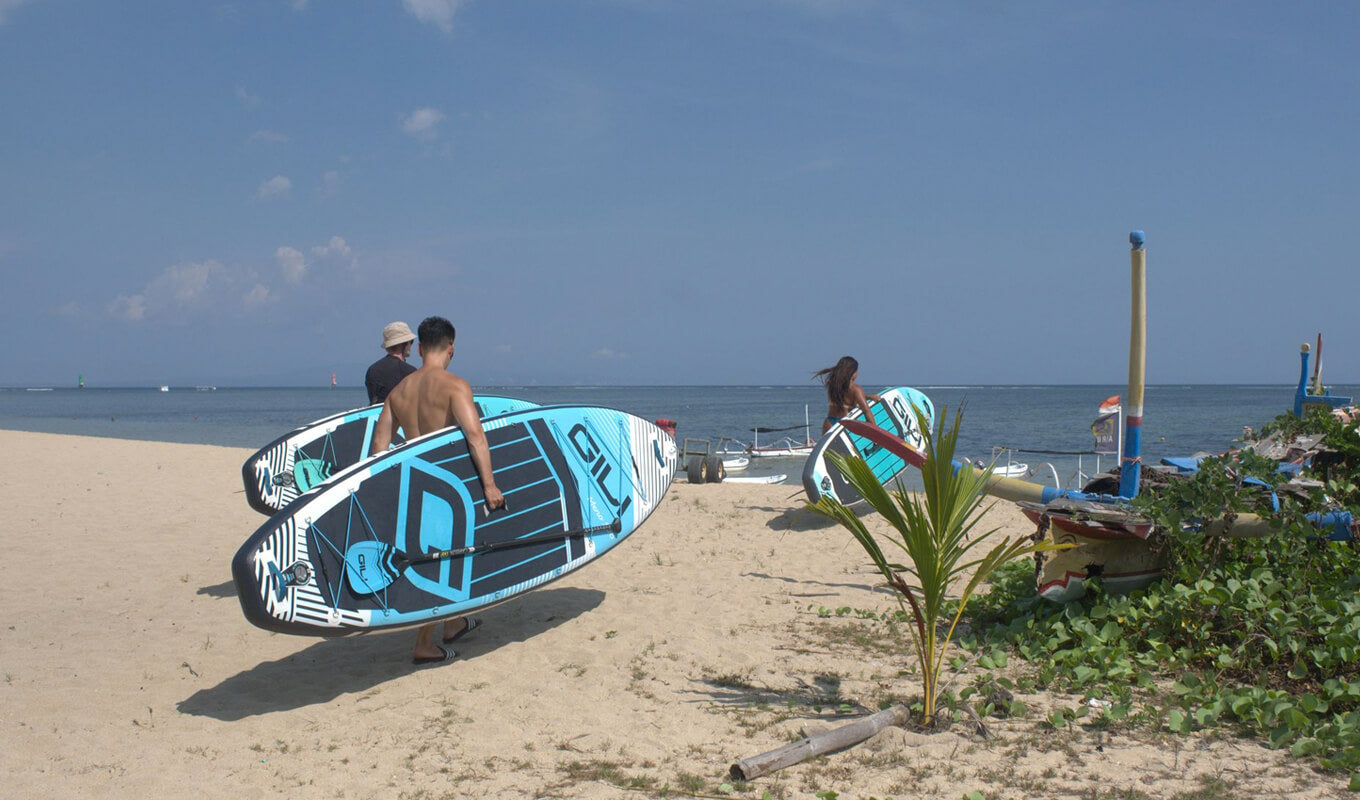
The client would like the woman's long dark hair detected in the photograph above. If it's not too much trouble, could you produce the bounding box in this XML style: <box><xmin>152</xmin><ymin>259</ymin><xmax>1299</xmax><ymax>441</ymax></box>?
<box><xmin>813</xmin><ymin>356</ymin><xmax>858</xmax><ymax>409</ymax></box>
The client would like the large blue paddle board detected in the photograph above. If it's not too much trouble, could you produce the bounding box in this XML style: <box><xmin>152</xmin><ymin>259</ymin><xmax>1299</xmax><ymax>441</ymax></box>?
<box><xmin>802</xmin><ymin>387</ymin><xmax>934</xmax><ymax>505</ymax></box>
<box><xmin>232</xmin><ymin>405</ymin><xmax>677</xmax><ymax>637</ymax></box>
<box><xmin>241</xmin><ymin>395</ymin><xmax>537</xmax><ymax>516</ymax></box>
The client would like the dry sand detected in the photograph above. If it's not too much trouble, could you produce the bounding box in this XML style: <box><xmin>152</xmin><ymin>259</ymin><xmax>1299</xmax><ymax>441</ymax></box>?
<box><xmin>0</xmin><ymin>429</ymin><xmax>1349</xmax><ymax>798</ymax></box>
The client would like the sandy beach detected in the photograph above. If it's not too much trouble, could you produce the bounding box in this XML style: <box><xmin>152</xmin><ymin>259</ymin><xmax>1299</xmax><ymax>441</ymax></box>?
<box><xmin>0</xmin><ymin>429</ymin><xmax>1349</xmax><ymax>799</ymax></box>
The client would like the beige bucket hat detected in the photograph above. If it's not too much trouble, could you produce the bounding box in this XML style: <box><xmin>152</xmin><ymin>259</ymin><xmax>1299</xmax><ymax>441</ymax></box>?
<box><xmin>381</xmin><ymin>321</ymin><xmax>416</xmax><ymax>349</ymax></box>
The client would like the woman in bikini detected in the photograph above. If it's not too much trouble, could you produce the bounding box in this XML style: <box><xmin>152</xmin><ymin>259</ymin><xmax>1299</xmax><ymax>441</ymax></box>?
<box><xmin>813</xmin><ymin>356</ymin><xmax>881</xmax><ymax>434</ymax></box>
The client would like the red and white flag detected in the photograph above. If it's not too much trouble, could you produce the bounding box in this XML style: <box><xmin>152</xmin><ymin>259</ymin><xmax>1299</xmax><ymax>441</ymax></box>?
<box><xmin>1092</xmin><ymin>395</ymin><xmax>1121</xmax><ymax>454</ymax></box>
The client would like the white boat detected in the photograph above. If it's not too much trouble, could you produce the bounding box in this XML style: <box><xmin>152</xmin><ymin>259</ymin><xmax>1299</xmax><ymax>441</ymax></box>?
<box><xmin>725</xmin><ymin>474</ymin><xmax>787</xmax><ymax>485</ymax></box>
<box><xmin>721</xmin><ymin>455</ymin><xmax>750</xmax><ymax>472</ymax></box>
<box><xmin>748</xmin><ymin>437</ymin><xmax>815</xmax><ymax>458</ymax></box>
<box><xmin>971</xmin><ymin>447</ymin><xmax>1027</xmax><ymax>477</ymax></box>
<box><xmin>745</xmin><ymin>405</ymin><xmax>815</xmax><ymax>459</ymax></box>
<box><xmin>159</xmin><ymin>385</ymin><xmax>170</xmax><ymax>392</ymax></box>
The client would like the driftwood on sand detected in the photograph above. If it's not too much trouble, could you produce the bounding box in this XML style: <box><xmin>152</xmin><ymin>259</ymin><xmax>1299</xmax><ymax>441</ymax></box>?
<box><xmin>729</xmin><ymin>705</ymin><xmax>912</xmax><ymax>781</ymax></box>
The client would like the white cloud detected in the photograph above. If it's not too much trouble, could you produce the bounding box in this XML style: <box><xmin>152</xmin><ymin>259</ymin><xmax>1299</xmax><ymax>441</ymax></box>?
<box><xmin>160</xmin><ymin>261</ymin><xmax>217</xmax><ymax>304</ymax></box>
<box><xmin>401</xmin><ymin>107</ymin><xmax>445</xmax><ymax>140</ymax></box>
<box><xmin>403</xmin><ymin>0</ymin><xmax>463</xmax><ymax>34</ymax></box>
<box><xmin>257</xmin><ymin>175</ymin><xmax>292</xmax><ymax>199</ymax></box>
<box><xmin>248</xmin><ymin>129</ymin><xmax>289</xmax><ymax>144</ymax></box>
<box><xmin>311</xmin><ymin>235</ymin><xmax>352</xmax><ymax>262</ymax></box>
<box><xmin>55</xmin><ymin>300</ymin><xmax>82</xmax><ymax>318</ymax></box>
<box><xmin>274</xmin><ymin>237</ymin><xmax>356</xmax><ymax>284</ymax></box>
<box><xmin>243</xmin><ymin>283</ymin><xmax>275</xmax><ymax>309</ymax></box>
<box><xmin>591</xmin><ymin>348</ymin><xmax>628</xmax><ymax>360</ymax></box>
<box><xmin>109</xmin><ymin>293</ymin><xmax>147</xmax><ymax>321</ymax></box>
<box><xmin>114</xmin><ymin>260</ymin><xmax>225</xmax><ymax>320</ymax></box>
<box><xmin>109</xmin><ymin>259</ymin><xmax>277</xmax><ymax>321</ymax></box>
<box><xmin>276</xmin><ymin>246</ymin><xmax>306</xmax><ymax>283</ymax></box>
<box><xmin>235</xmin><ymin>85</ymin><xmax>260</xmax><ymax>109</ymax></box>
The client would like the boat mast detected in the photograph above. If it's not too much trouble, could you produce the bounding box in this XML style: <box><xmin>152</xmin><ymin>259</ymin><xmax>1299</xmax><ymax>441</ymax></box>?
<box><xmin>1311</xmin><ymin>333</ymin><xmax>1324</xmax><ymax>396</ymax></box>
<box><xmin>1118</xmin><ymin>230</ymin><xmax>1147</xmax><ymax>500</ymax></box>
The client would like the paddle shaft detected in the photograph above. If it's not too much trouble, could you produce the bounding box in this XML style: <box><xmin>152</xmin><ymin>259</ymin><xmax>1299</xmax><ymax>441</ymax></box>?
<box><xmin>398</xmin><ymin>519</ymin><xmax>623</xmax><ymax>569</ymax></box>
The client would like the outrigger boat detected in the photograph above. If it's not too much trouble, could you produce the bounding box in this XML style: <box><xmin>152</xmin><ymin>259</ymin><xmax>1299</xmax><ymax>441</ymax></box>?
<box><xmin>968</xmin><ymin>446</ymin><xmax>1028</xmax><ymax>478</ymax></box>
<box><xmin>734</xmin><ymin>406</ymin><xmax>817</xmax><ymax>459</ymax></box>
<box><xmin>835</xmin><ymin>232</ymin><xmax>1358</xmax><ymax>603</ymax></box>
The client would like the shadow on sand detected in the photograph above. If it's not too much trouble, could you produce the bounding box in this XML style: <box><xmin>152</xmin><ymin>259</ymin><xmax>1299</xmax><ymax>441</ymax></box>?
<box><xmin>688</xmin><ymin>673</ymin><xmax>870</xmax><ymax>720</ymax></box>
<box><xmin>196</xmin><ymin>580</ymin><xmax>236</xmax><ymax>599</ymax></box>
<box><xmin>739</xmin><ymin>572</ymin><xmax>882</xmax><ymax>595</ymax></box>
<box><xmin>753</xmin><ymin>504</ymin><xmax>840</xmax><ymax>532</ymax></box>
<box><xmin>178</xmin><ymin>586</ymin><xmax>605</xmax><ymax>720</ymax></box>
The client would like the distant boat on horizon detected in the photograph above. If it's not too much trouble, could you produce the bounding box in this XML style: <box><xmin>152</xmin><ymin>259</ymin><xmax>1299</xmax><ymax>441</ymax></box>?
<box><xmin>159</xmin><ymin>385</ymin><xmax>169</xmax><ymax>392</ymax></box>
<box><xmin>331</xmin><ymin>371</ymin><xmax>337</xmax><ymax>388</ymax></box>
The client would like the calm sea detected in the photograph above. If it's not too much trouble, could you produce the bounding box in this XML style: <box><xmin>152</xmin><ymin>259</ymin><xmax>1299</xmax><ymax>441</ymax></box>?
<box><xmin>4</xmin><ymin>383</ymin><xmax>1353</xmax><ymax>489</ymax></box>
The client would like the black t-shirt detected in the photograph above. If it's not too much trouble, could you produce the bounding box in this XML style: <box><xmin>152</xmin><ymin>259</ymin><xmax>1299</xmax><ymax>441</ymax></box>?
<box><xmin>365</xmin><ymin>355</ymin><xmax>416</xmax><ymax>404</ymax></box>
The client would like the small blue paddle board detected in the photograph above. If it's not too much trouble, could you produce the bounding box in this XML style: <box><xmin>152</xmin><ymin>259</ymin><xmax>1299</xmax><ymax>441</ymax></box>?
<box><xmin>232</xmin><ymin>405</ymin><xmax>677</xmax><ymax>637</ymax></box>
<box><xmin>241</xmin><ymin>395</ymin><xmax>537</xmax><ymax>516</ymax></box>
<box><xmin>802</xmin><ymin>386</ymin><xmax>934</xmax><ymax>505</ymax></box>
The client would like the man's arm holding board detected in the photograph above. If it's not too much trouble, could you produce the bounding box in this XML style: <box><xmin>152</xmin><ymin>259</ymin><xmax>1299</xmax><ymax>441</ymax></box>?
<box><xmin>370</xmin><ymin>400</ymin><xmax>398</xmax><ymax>457</ymax></box>
<box><xmin>448</xmin><ymin>376</ymin><xmax>505</xmax><ymax>512</ymax></box>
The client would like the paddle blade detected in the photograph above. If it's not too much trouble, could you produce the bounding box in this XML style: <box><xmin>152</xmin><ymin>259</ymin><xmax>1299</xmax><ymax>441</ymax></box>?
<box><xmin>293</xmin><ymin>457</ymin><xmax>331</xmax><ymax>492</ymax></box>
<box><xmin>344</xmin><ymin>540</ymin><xmax>401</xmax><ymax>594</ymax></box>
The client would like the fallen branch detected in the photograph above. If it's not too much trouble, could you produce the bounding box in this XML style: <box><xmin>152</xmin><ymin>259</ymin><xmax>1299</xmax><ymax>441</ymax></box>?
<box><xmin>729</xmin><ymin>704</ymin><xmax>911</xmax><ymax>781</ymax></box>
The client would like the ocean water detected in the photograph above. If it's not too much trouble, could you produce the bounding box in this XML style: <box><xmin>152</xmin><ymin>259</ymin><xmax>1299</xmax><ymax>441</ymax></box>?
<box><xmin>4</xmin><ymin>383</ymin><xmax>1353</xmax><ymax>490</ymax></box>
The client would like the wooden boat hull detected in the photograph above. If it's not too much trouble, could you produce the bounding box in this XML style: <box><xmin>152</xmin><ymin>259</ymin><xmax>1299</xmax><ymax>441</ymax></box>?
<box><xmin>1021</xmin><ymin>500</ymin><xmax>1163</xmax><ymax>602</ymax></box>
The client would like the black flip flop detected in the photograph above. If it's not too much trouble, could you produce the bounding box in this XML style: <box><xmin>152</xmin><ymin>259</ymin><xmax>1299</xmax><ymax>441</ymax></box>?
<box><xmin>412</xmin><ymin>645</ymin><xmax>457</xmax><ymax>666</ymax></box>
<box><xmin>442</xmin><ymin>617</ymin><xmax>482</xmax><ymax>645</ymax></box>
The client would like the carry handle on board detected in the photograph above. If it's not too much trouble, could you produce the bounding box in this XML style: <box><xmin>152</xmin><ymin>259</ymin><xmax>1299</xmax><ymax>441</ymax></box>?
<box><xmin>343</xmin><ymin>518</ymin><xmax>624</xmax><ymax>594</ymax></box>
<box><xmin>839</xmin><ymin>419</ymin><xmax>926</xmax><ymax>468</ymax></box>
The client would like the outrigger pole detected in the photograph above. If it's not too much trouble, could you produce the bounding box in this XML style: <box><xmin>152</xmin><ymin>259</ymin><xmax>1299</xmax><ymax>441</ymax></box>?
<box><xmin>1118</xmin><ymin>231</ymin><xmax>1147</xmax><ymax>499</ymax></box>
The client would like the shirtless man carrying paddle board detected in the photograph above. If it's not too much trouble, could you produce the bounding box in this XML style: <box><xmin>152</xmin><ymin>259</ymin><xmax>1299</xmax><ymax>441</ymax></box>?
<box><xmin>371</xmin><ymin>315</ymin><xmax>506</xmax><ymax>666</ymax></box>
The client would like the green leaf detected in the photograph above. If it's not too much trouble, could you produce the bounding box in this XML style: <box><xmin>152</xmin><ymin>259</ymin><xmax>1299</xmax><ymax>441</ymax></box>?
<box><xmin>1168</xmin><ymin>709</ymin><xmax>1191</xmax><ymax>734</ymax></box>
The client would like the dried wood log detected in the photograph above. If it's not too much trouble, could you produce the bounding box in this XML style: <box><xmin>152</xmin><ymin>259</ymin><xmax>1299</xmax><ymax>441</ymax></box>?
<box><xmin>729</xmin><ymin>704</ymin><xmax>911</xmax><ymax>781</ymax></box>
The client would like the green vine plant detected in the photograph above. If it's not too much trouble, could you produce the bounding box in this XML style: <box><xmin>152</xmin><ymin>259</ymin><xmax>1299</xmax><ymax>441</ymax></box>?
<box><xmin>809</xmin><ymin>406</ymin><xmax>1071</xmax><ymax>727</ymax></box>
<box><xmin>963</xmin><ymin>408</ymin><xmax>1360</xmax><ymax>785</ymax></box>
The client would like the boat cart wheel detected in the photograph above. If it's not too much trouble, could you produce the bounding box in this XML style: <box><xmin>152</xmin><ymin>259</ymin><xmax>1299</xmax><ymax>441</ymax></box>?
<box><xmin>705</xmin><ymin>454</ymin><xmax>726</xmax><ymax>483</ymax></box>
<box><xmin>686</xmin><ymin>455</ymin><xmax>708</xmax><ymax>484</ymax></box>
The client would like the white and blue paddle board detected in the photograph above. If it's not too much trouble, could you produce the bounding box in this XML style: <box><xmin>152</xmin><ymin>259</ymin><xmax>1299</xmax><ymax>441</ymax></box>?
<box><xmin>802</xmin><ymin>387</ymin><xmax>934</xmax><ymax>505</ymax></box>
<box><xmin>232</xmin><ymin>405</ymin><xmax>677</xmax><ymax>637</ymax></box>
<box><xmin>242</xmin><ymin>395</ymin><xmax>538</xmax><ymax>516</ymax></box>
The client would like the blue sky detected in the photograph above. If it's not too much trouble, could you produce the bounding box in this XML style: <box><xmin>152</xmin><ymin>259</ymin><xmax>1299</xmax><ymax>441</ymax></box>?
<box><xmin>2</xmin><ymin>1</ymin><xmax>1357</xmax><ymax>387</ymax></box>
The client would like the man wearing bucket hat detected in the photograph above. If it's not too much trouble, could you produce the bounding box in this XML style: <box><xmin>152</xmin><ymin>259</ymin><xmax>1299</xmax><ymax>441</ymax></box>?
<box><xmin>364</xmin><ymin>321</ymin><xmax>418</xmax><ymax>404</ymax></box>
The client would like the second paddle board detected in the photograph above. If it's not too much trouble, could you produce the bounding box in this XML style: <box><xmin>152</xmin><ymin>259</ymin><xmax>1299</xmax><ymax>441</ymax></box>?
<box><xmin>802</xmin><ymin>386</ymin><xmax>934</xmax><ymax>506</ymax></box>
<box><xmin>242</xmin><ymin>396</ymin><xmax>537</xmax><ymax>515</ymax></box>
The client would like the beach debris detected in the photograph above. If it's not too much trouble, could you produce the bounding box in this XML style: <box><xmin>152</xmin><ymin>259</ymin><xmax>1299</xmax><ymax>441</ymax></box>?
<box><xmin>729</xmin><ymin>704</ymin><xmax>911</xmax><ymax>781</ymax></box>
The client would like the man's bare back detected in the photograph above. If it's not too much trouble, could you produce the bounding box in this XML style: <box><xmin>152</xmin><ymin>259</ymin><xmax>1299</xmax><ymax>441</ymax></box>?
<box><xmin>384</xmin><ymin>368</ymin><xmax>472</xmax><ymax>440</ymax></box>
<box><xmin>370</xmin><ymin>339</ymin><xmax>503</xmax><ymax>512</ymax></box>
